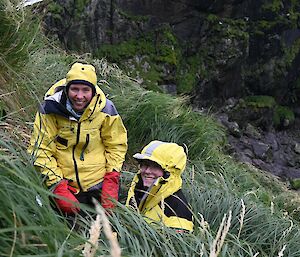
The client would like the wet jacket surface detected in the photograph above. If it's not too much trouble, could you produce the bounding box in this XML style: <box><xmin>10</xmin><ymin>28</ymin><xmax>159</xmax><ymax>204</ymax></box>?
<box><xmin>126</xmin><ymin>172</ymin><xmax>194</xmax><ymax>232</ymax></box>
<box><xmin>28</xmin><ymin>79</ymin><xmax>128</xmax><ymax>191</ymax></box>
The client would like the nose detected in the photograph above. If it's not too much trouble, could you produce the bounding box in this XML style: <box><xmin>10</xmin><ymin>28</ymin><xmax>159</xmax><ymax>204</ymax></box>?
<box><xmin>76</xmin><ymin>90</ymin><xmax>84</xmax><ymax>98</ymax></box>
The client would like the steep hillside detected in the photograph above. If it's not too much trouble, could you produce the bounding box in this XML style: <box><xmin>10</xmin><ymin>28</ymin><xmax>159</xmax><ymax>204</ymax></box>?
<box><xmin>2</xmin><ymin>1</ymin><xmax>300</xmax><ymax>256</ymax></box>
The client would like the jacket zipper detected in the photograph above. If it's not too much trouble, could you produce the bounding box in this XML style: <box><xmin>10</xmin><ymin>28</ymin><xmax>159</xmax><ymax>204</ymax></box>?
<box><xmin>73</xmin><ymin>122</ymin><xmax>83</xmax><ymax>191</ymax></box>
<box><xmin>71</xmin><ymin>95</ymin><xmax>99</xmax><ymax>191</ymax></box>
<box><xmin>139</xmin><ymin>183</ymin><xmax>162</xmax><ymax>212</ymax></box>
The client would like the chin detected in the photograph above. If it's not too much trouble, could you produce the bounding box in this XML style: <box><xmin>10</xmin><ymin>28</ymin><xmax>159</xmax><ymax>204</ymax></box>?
<box><xmin>143</xmin><ymin>181</ymin><xmax>154</xmax><ymax>187</ymax></box>
<box><xmin>74</xmin><ymin>106</ymin><xmax>85</xmax><ymax>112</ymax></box>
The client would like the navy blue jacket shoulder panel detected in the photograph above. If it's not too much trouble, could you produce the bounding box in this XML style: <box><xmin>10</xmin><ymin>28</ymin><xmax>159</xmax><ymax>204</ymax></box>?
<box><xmin>38</xmin><ymin>91</ymin><xmax>70</xmax><ymax>118</ymax></box>
<box><xmin>164</xmin><ymin>189</ymin><xmax>193</xmax><ymax>221</ymax></box>
<box><xmin>101</xmin><ymin>98</ymin><xmax>118</xmax><ymax>116</ymax></box>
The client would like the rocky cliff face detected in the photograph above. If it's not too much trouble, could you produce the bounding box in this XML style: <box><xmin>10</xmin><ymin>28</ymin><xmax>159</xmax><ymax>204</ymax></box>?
<box><xmin>44</xmin><ymin>0</ymin><xmax>300</xmax><ymax>109</ymax></box>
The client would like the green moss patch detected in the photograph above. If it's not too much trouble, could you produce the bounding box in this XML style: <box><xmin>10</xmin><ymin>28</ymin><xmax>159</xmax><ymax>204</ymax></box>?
<box><xmin>273</xmin><ymin>105</ymin><xmax>295</xmax><ymax>127</ymax></box>
<box><xmin>94</xmin><ymin>25</ymin><xmax>181</xmax><ymax>91</ymax></box>
<box><xmin>243</xmin><ymin>95</ymin><xmax>276</xmax><ymax>108</ymax></box>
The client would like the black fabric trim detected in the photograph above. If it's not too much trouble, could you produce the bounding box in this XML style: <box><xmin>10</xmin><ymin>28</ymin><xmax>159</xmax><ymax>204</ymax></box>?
<box><xmin>87</xmin><ymin>94</ymin><xmax>100</xmax><ymax>120</ymax></box>
<box><xmin>133</xmin><ymin>174</ymin><xmax>148</xmax><ymax>207</ymax></box>
<box><xmin>39</xmin><ymin>91</ymin><xmax>69</xmax><ymax>118</ymax></box>
<box><xmin>164</xmin><ymin>189</ymin><xmax>193</xmax><ymax>221</ymax></box>
<box><xmin>56</xmin><ymin>136</ymin><xmax>68</xmax><ymax>147</ymax></box>
<box><xmin>67</xmin><ymin>79</ymin><xmax>95</xmax><ymax>89</ymax></box>
<box><xmin>61</xmin><ymin>90</ymin><xmax>67</xmax><ymax>106</ymax></box>
<box><xmin>75</xmin><ymin>190</ymin><xmax>100</xmax><ymax>208</ymax></box>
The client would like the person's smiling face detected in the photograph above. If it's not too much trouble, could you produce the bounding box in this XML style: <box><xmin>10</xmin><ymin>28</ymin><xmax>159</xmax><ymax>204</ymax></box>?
<box><xmin>68</xmin><ymin>83</ymin><xmax>93</xmax><ymax>112</ymax></box>
<box><xmin>140</xmin><ymin>160</ymin><xmax>164</xmax><ymax>187</ymax></box>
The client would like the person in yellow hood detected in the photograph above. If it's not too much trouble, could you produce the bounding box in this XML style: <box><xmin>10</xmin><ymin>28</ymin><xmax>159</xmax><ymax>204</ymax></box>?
<box><xmin>28</xmin><ymin>62</ymin><xmax>127</xmax><ymax>214</ymax></box>
<box><xmin>126</xmin><ymin>141</ymin><xmax>194</xmax><ymax>232</ymax></box>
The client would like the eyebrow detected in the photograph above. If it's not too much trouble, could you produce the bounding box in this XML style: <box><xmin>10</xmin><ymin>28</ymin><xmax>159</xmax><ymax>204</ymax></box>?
<box><xmin>140</xmin><ymin>160</ymin><xmax>161</xmax><ymax>168</ymax></box>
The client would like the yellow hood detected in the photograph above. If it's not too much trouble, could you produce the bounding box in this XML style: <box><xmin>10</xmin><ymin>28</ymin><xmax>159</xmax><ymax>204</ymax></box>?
<box><xmin>133</xmin><ymin>140</ymin><xmax>187</xmax><ymax>176</ymax></box>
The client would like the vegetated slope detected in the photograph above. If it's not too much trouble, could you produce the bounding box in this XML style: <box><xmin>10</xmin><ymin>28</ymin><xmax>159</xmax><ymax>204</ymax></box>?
<box><xmin>2</xmin><ymin>3</ymin><xmax>300</xmax><ymax>257</ymax></box>
<box><xmin>1</xmin><ymin>46</ymin><xmax>300</xmax><ymax>256</ymax></box>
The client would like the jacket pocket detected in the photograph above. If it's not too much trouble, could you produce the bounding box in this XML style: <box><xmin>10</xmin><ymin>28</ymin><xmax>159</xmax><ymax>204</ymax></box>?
<box><xmin>55</xmin><ymin>135</ymin><xmax>68</xmax><ymax>149</ymax></box>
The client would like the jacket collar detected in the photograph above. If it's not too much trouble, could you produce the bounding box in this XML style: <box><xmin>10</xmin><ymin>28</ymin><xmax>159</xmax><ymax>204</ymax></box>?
<box><xmin>132</xmin><ymin>172</ymin><xmax>182</xmax><ymax>213</ymax></box>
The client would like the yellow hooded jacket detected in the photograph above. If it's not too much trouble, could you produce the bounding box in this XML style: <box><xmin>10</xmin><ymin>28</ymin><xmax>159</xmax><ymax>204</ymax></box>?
<box><xmin>126</xmin><ymin>141</ymin><xmax>193</xmax><ymax>232</ymax></box>
<box><xmin>28</xmin><ymin>79</ymin><xmax>128</xmax><ymax>192</ymax></box>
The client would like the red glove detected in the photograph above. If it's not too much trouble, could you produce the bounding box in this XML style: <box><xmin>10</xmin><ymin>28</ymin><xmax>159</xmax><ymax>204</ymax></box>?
<box><xmin>53</xmin><ymin>179</ymin><xmax>80</xmax><ymax>214</ymax></box>
<box><xmin>101</xmin><ymin>171</ymin><xmax>120</xmax><ymax>209</ymax></box>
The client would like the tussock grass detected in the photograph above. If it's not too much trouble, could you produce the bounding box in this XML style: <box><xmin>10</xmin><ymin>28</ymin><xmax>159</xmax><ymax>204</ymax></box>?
<box><xmin>2</xmin><ymin>3</ymin><xmax>300</xmax><ymax>256</ymax></box>
<box><xmin>0</xmin><ymin>0</ymin><xmax>39</xmax><ymax>121</ymax></box>
<box><xmin>0</xmin><ymin>0</ymin><xmax>35</xmax><ymax>76</ymax></box>
<box><xmin>0</xmin><ymin>144</ymin><xmax>78</xmax><ymax>256</ymax></box>
<box><xmin>98</xmin><ymin>78</ymin><xmax>225</xmax><ymax>161</ymax></box>
<box><xmin>2</xmin><ymin>129</ymin><xmax>300</xmax><ymax>256</ymax></box>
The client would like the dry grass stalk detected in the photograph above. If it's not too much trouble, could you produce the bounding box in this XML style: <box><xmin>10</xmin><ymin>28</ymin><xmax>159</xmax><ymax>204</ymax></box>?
<box><xmin>161</xmin><ymin>198</ymin><xmax>165</xmax><ymax>215</ymax></box>
<box><xmin>281</xmin><ymin>220</ymin><xmax>293</xmax><ymax>239</ymax></box>
<box><xmin>277</xmin><ymin>245</ymin><xmax>286</xmax><ymax>257</ymax></box>
<box><xmin>129</xmin><ymin>194</ymin><xmax>139</xmax><ymax>213</ymax></box>
<box><xmin>198</xmin><ymin>213</ymin><xmax>210</xmax><ymax>231</ymax></box>
<box><xmin>0</xmin><ymin>90</ymin><xmax>16</xmax><ymax>97</ymax></box>
<box><xmin>82</xmin><ymin>214</ymin><xmax>102</xmax><ymax>257</ymax></box>
<box><xmin>270</xmin><ymin>201</ymin><xmax>274</xmax><ymax>215</ymax></box>
<box><xmin>93</xmin><ymin>199</ymin><xmax>121</xmax><ymax>257</ymax></box>
<box><xmin>253</xmin><ymin>253</ymin><xmax>259</xmax><ymax>257</ymax></box>
<box><xmin>191</xmin><ymin>165</ymin><xmax>195</xmax><ymax>183</ymax></box>
<box><xmin>209</xmin><ymin>210</ymin><xmax>232</xmax><ymax>257</ymax></box>
<box><xmin>237</xmin><ymin>199</ymin><xmax>245</xmax><ymax>239</ymax></box>
<box><xmin>199</xmin><ymin>243</ymin><xmax>204</xmax><ymax>257</ymax></box>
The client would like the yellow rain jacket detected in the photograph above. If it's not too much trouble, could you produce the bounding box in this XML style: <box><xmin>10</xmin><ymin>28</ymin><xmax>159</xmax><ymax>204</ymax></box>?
<box><xmin>28</xmin><ymin>79</ymin><xmax>127</xmax><ymax>192</ymax></box>
<box><xmin>126</xmin><ymin>141</ymin><xmax>193</xmax><ymax>232</ymax></box>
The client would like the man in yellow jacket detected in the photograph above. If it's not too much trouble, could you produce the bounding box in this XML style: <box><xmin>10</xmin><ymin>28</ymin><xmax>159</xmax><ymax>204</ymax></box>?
<box><xmin>126</xmin><ymin>141</ymin><xmax>194</xmax><ymax>232</ymax></box>
<box><xmin>28</xmin><ymin>62</ymin><xmax>127</xmax><ymax>214</ymax></box>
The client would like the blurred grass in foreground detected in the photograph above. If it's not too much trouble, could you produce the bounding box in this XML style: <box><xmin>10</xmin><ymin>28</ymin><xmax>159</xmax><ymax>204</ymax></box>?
<box><xmin>1</xmin><ymin>136</ymin><xmax>300</xmax><ymax>256</ymax></box>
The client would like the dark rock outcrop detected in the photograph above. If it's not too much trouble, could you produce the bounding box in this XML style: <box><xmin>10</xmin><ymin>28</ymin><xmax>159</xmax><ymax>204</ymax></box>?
<box><xmin>216</xmin><ymin>103</ymin><xmax>300</xmax><ymax>182</ymax></box>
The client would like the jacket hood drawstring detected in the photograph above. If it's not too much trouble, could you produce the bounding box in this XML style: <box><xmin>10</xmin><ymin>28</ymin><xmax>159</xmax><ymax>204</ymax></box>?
<box><xmin>80</xmin><ymin>134</ymin><xmax>90</xmax><ymax>161</ymax></box>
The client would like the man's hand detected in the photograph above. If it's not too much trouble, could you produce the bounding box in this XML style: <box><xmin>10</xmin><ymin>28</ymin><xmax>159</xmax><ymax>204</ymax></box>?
<box><xmin>101</xmin><ymin>171</ymin><xmax>120</xmax><ymax>209</ymax></box>
<box><xmin>53</xmin><ymin>179</ymin><xmax>80</xmax><ymax>214</ymax></box>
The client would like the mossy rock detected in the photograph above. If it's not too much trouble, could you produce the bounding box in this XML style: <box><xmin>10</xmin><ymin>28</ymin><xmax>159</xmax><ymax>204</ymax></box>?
<box><xmin>176</xmin><ymin>55</ymin><xmax>204</xmax><ymax>94</ymax></box>
<box><xmin>94</xmin><ymin>26</ymin><xmax>181</xmax><ymax>92</ymax></box>
<box><xmin>229</xmin><ymin>95</ymin><xmax>276</xmax><ymax>130</ymax></box>
<box><xmin>273</xmin><ymin>105</ymin><xmax>295</xmax><ymax>128</ymax></box>
<box><xmin>243</xmin><ymin>95</ymin><xmax>276</xmax><ymax>108</ymax></box>
<box><xmin>290</xmin><ymin>178</ymin><xmax>300</xmax><ymax>190</ymax></box>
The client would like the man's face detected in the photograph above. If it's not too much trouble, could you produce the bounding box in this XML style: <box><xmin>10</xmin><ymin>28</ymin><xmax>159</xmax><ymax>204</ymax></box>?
<box><xmin>68</xmin><ymin>84</ymin><xmax>93</xmax><ymax>112</ymax></box>
<box><xmin>140</xmin><ymin>160</ymin><xmax>164</xmax><ymax>187</ymax></box>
